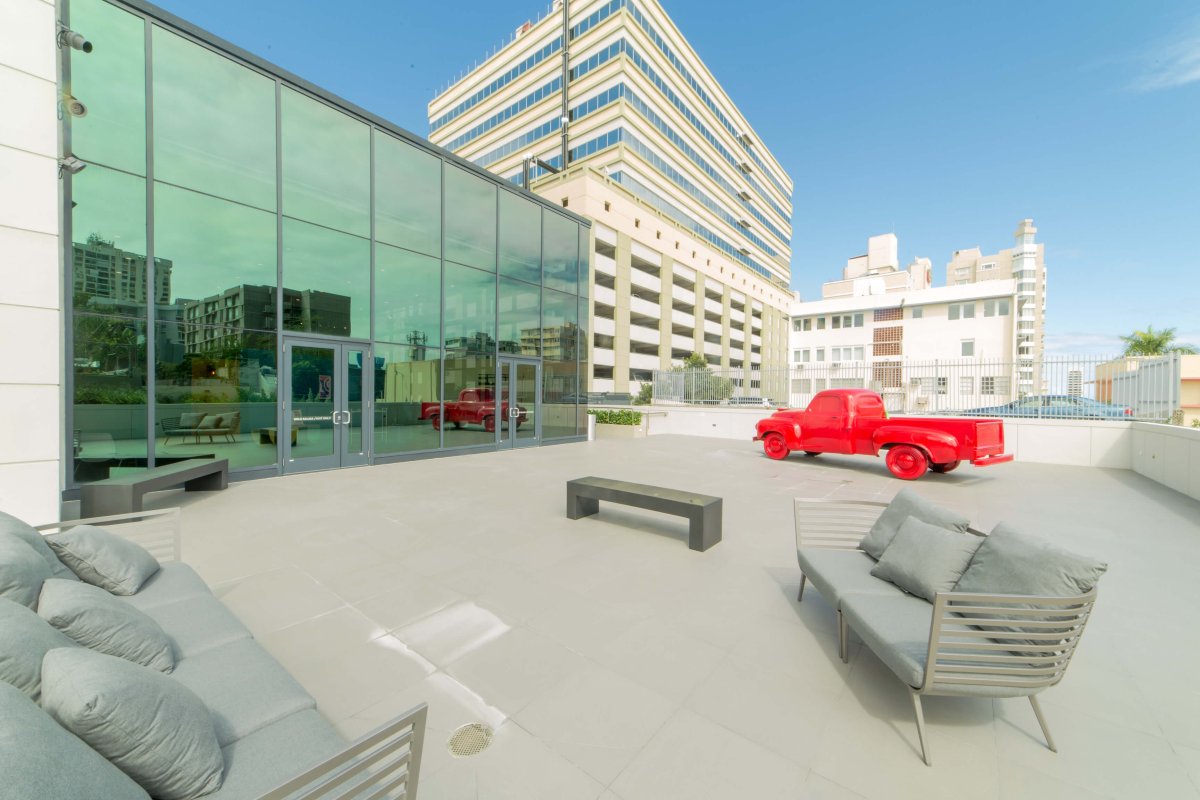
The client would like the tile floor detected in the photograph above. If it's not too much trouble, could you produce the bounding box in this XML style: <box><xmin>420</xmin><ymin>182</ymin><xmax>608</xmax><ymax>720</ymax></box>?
<box><xmin>117</xmin><ymin>435</ymin><xmax>1200</xmax><ymax>799</ymax></box>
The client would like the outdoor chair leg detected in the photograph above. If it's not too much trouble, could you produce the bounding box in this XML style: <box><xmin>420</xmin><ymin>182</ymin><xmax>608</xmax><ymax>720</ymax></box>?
<box><xmin>1028</xmin><ymin>695</ymin><xmax>1057</xmax><ymax>753</ymax></box>
<box><xmin>911</xmin><ymin>691</ymin><xmax>931</xmax><ymax>766</ymax></box>
<box><xmin>797</xmin><ymin>573</ymin><xmax>807</xmax><ymax>602</ymax></box>
<box><xmin>837</xmin><ymin>609</ymin><xmax>848</xmax><ymax>663</ymax></box>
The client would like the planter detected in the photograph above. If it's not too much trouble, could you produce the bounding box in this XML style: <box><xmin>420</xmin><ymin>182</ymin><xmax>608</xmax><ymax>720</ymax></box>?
<box><xmin>595</xmin><ymin>422</ymin><xmax>647</xmax><ymax>439</ymax></box>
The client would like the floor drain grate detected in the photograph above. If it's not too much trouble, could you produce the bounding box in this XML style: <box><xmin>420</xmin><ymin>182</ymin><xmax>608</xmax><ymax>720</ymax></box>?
<box><xmin>446</xmin><ymin>722</ymin><xmax>494</xmax><ymax>758</ymax></box>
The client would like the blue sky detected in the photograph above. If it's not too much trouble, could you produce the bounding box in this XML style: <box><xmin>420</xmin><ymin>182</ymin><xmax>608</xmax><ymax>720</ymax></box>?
<box><xmin>150</xmin><ymin>0</ymin><xmax>1200</xmax><ymax>354</ymax></box>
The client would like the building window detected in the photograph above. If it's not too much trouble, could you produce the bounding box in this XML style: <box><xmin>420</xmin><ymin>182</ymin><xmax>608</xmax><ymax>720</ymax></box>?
<box><xmin>853</xmin><ymin>345</ymin><xmax>864</xmax><ymax>360</ymax></box>
<box><xmin>802</xmin><ymin>318</ymin><xmax>811</xmax><ymax>331</ymax></box>
<box><xmin>911</xmin><ymin>306</ymin><xmax>923</xmax><ymax>319</ymax></box>
<box><xmin>872</xmin><ymin>325</ymin><xmax>902</xmax><ymax>357</ymax></box>
<box><xmin>853</xmin><ymin>313</ymin><xmax>863</xmax><ymax>327</ymax></box>
<box><xmin>937</xmin><ymin>377</ymin><xmax>948</xmax><ymax>395</ymax></box>
<box><xmin>816</xmin><ymin>317</ymin><xmax>826</xmax><ymax>330</ymax></box>
<box><xmin>603</xmin><ymin>201</ymin><xmax>610</xmax><ymax>211</ymax></box>
<box><xmin>999</xmin><ymin>299</ymin><xmax>1010</xmax><ymax>315</ymax></box>
<box><xmin>802</xmin><ymin>349</ymin><xmax>811</xmax><ymax>363</ymax></box>
<box><xmin>948</xmin><ymin>304</ymin><xmax>960</xmax><ymax>321</ymax></box>
<box><xmin>832</xmin><ymin>316</ymin><xmax>841</xmax><ymax>329</ymax></box>
<box><xmin>982</xmin><ymin>376</ymin><xmax>1010</xmax><ymax>395</ymax></box>
<box><xmin>980</xmin><ymin>262</ymin><xmax>997</xmax><ymax>271</ymax></box>
<box><xmin>635</xmin><ymin>218</ymin><xmax>640</xmax><ymax>228</ymax></box>
<box><xmin>963</xmin><ymin>302</ymin><xmax>975</xmax><ymax>319</ymax></box>
<box><xmin>948</xmin><ymin>302</ymin><xmax>975</xmax><ymax>320</ymax></box>
<box><xmin>816</xmin><ymin>348</ymin><xmax>825</xmax><ymax>362</ymax></box>
<box><xmin>873</xmin><ymin>307</ymin><xmax>902</xmax><ymax>322</ymax></box>
<box><xmin>984</xmin><ymin>300</ymin><xmax>996</xmax><ymax>317</ymax></box>
<box><xmin>960</xmin><ymin>376</ymin><xmax>974</xmax><ymax>394</ymax></box>
<box><xmin>961</xmin><ymin>339</ymin><xmax>975</xmax><ymax>357</ymax></box>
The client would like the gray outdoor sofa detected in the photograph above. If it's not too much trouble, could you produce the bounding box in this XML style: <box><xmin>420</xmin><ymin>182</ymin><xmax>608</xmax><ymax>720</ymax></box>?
<box><xmin>0</xmin><ymin>507</ymin><xmax>426</xmax><ymax>799</ymax></box>
<box><xmin>794</xmin><ymin>489</ymin><xmax>1106</xmax><ymax>766</ymax></box>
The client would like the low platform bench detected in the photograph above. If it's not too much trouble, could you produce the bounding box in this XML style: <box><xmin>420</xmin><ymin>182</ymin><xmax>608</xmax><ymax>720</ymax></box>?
<box><xmin>566</xmin><ymin>476</ymin><xmax>722</xmax><ymax>551</ymax></box>
<box><xmin>81</xmin><ymin>458</ymin><xmax>229</xmax><ymax>518</ymax></box>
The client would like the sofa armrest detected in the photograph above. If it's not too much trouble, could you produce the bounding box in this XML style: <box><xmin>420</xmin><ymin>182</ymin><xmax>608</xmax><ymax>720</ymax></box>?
<box><xmin>793</xmin><ymin>498</ymin><xmax>888</xmax><ymax>552</ymax></box>
<box><xmin>255</xmin><ymin>703</ymin><xmax>427</xmax><ymax>800</ymax></box>
<box><xmin>35</xmin><ymin>507</ymin><xmax>182</xmax><ymax>563</ymax></box>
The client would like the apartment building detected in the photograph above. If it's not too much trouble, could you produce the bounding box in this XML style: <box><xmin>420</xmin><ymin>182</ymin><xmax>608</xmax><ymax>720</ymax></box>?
<box><xmin>788</xmin><ymin>228</ymin><xmax>1040</xmax><ymax>409</ymax></box>
<box><xmin>428</xmin><ymin>0</ymin><xmax>794</xmax><ymax>393</ymax></box>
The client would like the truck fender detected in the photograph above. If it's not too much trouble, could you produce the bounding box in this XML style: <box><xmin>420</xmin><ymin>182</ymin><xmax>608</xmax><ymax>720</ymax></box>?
<box><xmin>871</xmin><ymin>426</ymin><xmax>958</xmax><ymax>464</ymax></box>
<box><xmin>754</xmin><ymin>419</ymin><xmax>800</xmax><ymax>443</ymax></box>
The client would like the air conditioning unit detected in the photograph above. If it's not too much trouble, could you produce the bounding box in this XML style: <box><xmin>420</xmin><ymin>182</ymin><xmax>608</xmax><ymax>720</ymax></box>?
<box><xmin>738</xmin><ymin>218</ymin><xmax>752</xmax><ymax>228</ymax></box>
<box><xmin>736</xmin><ymin>186</ymin><xmax>752</xmax><ymax>201</ymax></box>
<box><xmin>735</xmin><ymin>129</ymin><xmax>753</xmax><ymax>146</ymax></box>
<box><xmin>736</xmin><ymin>160</ymin><xmax>752</xmax><ymax>173</ymax></box>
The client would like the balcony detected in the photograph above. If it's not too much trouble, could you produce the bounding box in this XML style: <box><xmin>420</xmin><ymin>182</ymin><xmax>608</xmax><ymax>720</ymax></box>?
<box><xmin>628</xmin><ymin>351</ymin><xmax>660</xmax><ymax>371</ymax></box>
<box><xmin>671</xmin><ymin>308</ymin><xmax>695</xmax><ymax>329</ymax></box>
<box><xmin>671</xmin><ymin>284</ymin><xmax>696</xmax><ymax>306</ymax></box>
<box><xmin>704</xmin><ymin>297</ymin><xmax>723</xmax><ymax>316</ymax></box>
<box><xmin>593</xmin><ymin>315</ymin><xmax>615</xmax><ymax>337</ymax></box>
<box><xmin>730</xmin><ymin>327</ymin><xmax>745</xmax><ymax>342</ymax></box>
<box><xmin>629</xmin><ymin>295</ymin><xmax>661</xmax><ymax>320</ymax></box>
<box><xmin>630</xmin><ymin>267</ymin><xmax>662</xmax><ymax>294</ymax></box>
<box><xmin>751</xmin><ymin>333</ymin><xmax>762</xmax><ymax>347</ymax></box>
<box><xmin>703</xmin><ymin>339</ymin><xmax>722</xmax><ymax>357</ymax></box>
<box><xmin>592</xmin><ymin>346</ymin><xmax>615</xmax><ymax>366</ymax></box>
<box><xmin>629</xmin><ymin>324</ymin><xmax>661</xmax><ymax>346</ymax></box>
<box><xmin>704</xmin><ymin>319</ymin><xmax>723</xmax><ymax>336</ymax></box>
<box><xmin>730</xmin><ymin>308</ymin><xmax>745</xmax><ymax>325</ymax></box>
<box><xmin>593</xmin><ymin>284</ymin><xmax>616</xmax><ymax>307</ymax></box>
<box><xmin>594</xmin><ymin>252</ymin><xmax>616</xmax><ymax>276</ymax></box>
<box><xmin>671</xmin><ymin>333</ymin><xmax>694</xmax><ymax>351</ymax></box>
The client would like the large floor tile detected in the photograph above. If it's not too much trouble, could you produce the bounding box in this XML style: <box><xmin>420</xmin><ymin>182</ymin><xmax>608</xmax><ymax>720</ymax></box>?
<box><xmin>394</xmin><ymin>601</ymin><xmax>512</xmax><ymax>667</ymax></box>
<box><xmin>514</xmin><ymin>664</ymin><xmax>677</xmax><ymax>785</ymax></box>
<box><xmin>290</xmin><ymin>634</ymin><xmax>434</xmax><ymax>721</ymax></box>
<box><xmin>590</xmin><ymin>618</ymin><xmax>725</xmax><ymax>703</ymax></box>
<box><xmin>212</xmin><ymin>566</ymin><xmax>347</xmax><ymax>635</ymax></box>
<box><xmin>444</xmin><ymin>626</ymin><xmax>589</xmax><ymax>715</ymax></box>
<box><xmin>354</xmin><ymin>574</ymin><xmax>467</xmax><ymax>632</ymax></box>
<box><xmin>800</xmin><ymin>772</ymin><xmax>869</xmax><ymax>800</ymax></box>
<box><xmin>611</xmin><ymin>708</ymin><xmax>807</xmax><ymax>800</ymax></box>
<box><xmin>258</xmin><ymin>605</ymin><xmax>386</xmax><ymax>672</ymax></box>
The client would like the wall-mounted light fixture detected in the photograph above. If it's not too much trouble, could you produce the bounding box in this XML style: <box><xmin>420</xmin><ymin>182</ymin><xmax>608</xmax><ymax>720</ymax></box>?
<box><xmin>57</xmin><ymin>26</ymin><xmax>93</xmax><ymax>53</ymax></box>
<box><xmin>58</xmin><ymin>155</ymin><xmax>87</xmax><ymax>178</ymax></box>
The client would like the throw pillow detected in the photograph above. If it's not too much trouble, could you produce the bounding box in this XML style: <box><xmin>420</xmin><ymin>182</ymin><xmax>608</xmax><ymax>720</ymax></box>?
<box><xmin>178</xmin><ymin>411</ymin><xmax>206</xmax><ymax>428</ymax></box>
<box><xmin>954</xmin><ymin>522</ymin><xmax>1108</xmax><ymax>596</ymax></box>
<box><xmin>870</xmin><ymin>517</ymin><xmax>984</xmax><ymax>602</ymax></box>
<box><xmin>41</xmin><ymin>648</ymin><xmax>224</xmax><ymax>800</ymax></box>
<box><xmin>0</xmin><ymin>509</ymin><xmax>78</xmax><ymax>580</ymax></box>
<box><xmin>196</xmin><ymin>414</ymin><xmax>222</xmax><ymax>430</ymax></box>
<box><xmin>0</xmin><ymin>534</ymin><xmax>53</xmax><ymax>608</ymax></box>
<box><xmin>0</xmin><ymin>597</ymin><xmax>76</xmax><ymax>700</ymax></box>
<box><xmin>0</xmin><ymin>680</ymin><xmax>150</xmax><ymax>800</ymax></box>
<box><xmin>860</xmin><ymin>487</ymin><xmax>971</xmax><ymax>560</ymax></box>
<box><xmin>38</xmin><ymin>579</ymin><xmax>175</xmax><ymax>673</ymax></box>
<box><xmin>46</xmin><ymin>525</ymin><xmax>160</xmax><ymax>596</ymax></box>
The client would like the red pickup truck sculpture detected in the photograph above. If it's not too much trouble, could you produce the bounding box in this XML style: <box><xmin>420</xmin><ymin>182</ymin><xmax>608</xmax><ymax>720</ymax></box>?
<box><xmin>753</xmin><ymin>388</ymin><xmax>1013</xmax><ymax>480</ymax></box>
<box><xmin>421</xmin><ymin>388</ymin><xmax>525</xmax><ymax>433</ymax></box>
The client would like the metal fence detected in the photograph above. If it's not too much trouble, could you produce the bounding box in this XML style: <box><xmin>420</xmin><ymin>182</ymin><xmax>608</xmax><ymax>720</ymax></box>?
<box><xmin>650</xmin><ymin>354</ymin><xmax>1184</xmax><ymax>421</ymax></box>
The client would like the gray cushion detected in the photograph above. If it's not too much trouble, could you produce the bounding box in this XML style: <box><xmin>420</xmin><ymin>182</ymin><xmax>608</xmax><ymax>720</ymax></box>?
<box><xmin>121</xmin><ymin>561</ymin><xmax>211</xmax><ymax>611</ymax></box>
<box><xmin>797</xmin><ymin>548</ymin><xmax>908</xmax><ymax>607</ymax></box>
<box><xmin>860</xmin><ymin>488</ymin><xmax>970</xmax><ymax>560</ymax></box>
<box><xmin>171</xmin><ymin>638</ymin><xmax>316</xmax><ymax>747</ymax></box>
<box><xmin>0</xmin><ymin>533</ymin><xmax>53</xmax><ymax>608</ymax></box>
<box><xmin>41</xmin><ymin>648</ymin><xmax>224</xmax><ymax>800</ymax></box>
<box><xmin>841</xmin><ymin>592</ymin><xmax>934</xmax><ymax>688</ymax></box>
<box><xmin>870</xmin><ymin>517</ymin><xmax>984</xmax><ymax>603</ymax></box>
<box><xmin>196</xmin><ymin>414</ymin><xmax>222</xmax><ymax>430</ymax></box>
<box><xmin>0</xmin><ymin>596</ymin><xmax>76</xmax><ymax>700</ymax></box>
<box><xmin>0</xmin><ymin>680</ymin><xmax>150</xmax><ymax>800</ymax></box>
<box><xmin>208</xmin><ymin>710</ymin><xmax>346</xmax><ymax>800</ymax></box>
<box><xmin>139</xmin><ymin>593</ymin><xmax>252</xmax><ymax>659</ymax></box>
<box><xmin>38</xmin><ymin>579</ymin><xmax>175</xmax><ymax>673</ymax></box>
<box><xmin>46</xmin><ymin>525</ymin><xmax>160</xmax><ymax>595</ymax></box>
<box><xmin>954</xmin><ymin>522</ymin><xmax>1108</xmax><ymax>597</ymax></box>
<box><xmin>179</xmin><ymin>411</ymin><xmax>206</xmax><ymax>428</ymax></box>
<box><xmin>0</xmin><ymin>509</ymin><xmax>77</xmax><ymax>580</ymax></box>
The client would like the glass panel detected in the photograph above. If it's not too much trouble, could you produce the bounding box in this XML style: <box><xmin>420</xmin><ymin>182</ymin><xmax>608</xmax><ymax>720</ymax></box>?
<box><xmin>543</xmin><ymin>287</ymin><xmax>579</xmax><ymax>439</ymax></box>
<box><xmin>153</xmin><ymin>323</ymin><xmax>276</xmax><ymax>470</ymax></box>
<box><xmin>282</xmin><ymin>218</ymin><xmax>369</xmax><ymax>337</ymax></box>
<box><xmin>72</xmin><ymin>166</ymin><xmax>148</xmax><ymax>317</ymax></box>
<box><xmin>578</xmin><ymin>226</ymin><xmax>591</xmax><ymax>302</ymax></box>
<box><xmin>498</xmin><ymin>277</ymin><xmax>540</xmax><ymax>356</ymax></box>
<box><xmin>497</xmin><ymin>361</ymin><xmax>510</xmax><ymax>447</ymax></box>
<box><xmin>152</xmin><ymin>27</ymin><xmax>276</xmax><ymax>210</ymax></box>
<box><xmin>442</xmin><ymin>352</ymin><xmax>498</xmax><ymax>448</ymax></box>
<box><xmin>444</xmin><ymin>164</ymin><xmax>496</xmax><ymax>270</ymax></box>
<box><xmin>515</xmin><ymin>362</ymin><xmax>538</xmax><ymax>443</ymax></box>
<box><xmin>346</xmin><ymin>348</ymin><xmax>365</xmax><ymax>456</ymax></box>
<box><xmin>443</xmin><ymin>263</ymin><xmax>496</xmax><ymax>352</ymax></box>
<box><xmin>542</xmin><ymin>211</ymin><xmax>578</xmax><ymax>294</ymax></box>
<box><xmin>281</xmin><ymin>88</ymin><xmax>370</xmax><ymax>236</ymax></box>
<box><xmin>541</xmin><ymin>287</ymin><xmax>579</xmax><ymax>360</ymax></box>
<box><xmin>375</xmin><ymin>243</ymin><xmax>440</xmax><ymax>347</ymax></box>
<box><xmin>498</xmin><ymin>190</ymin><xmax>541</xmax><ymax>284</ymax></box>
<box><xmin>375</xmin><ymin>133</ymin><xmax>441</xmax><ymax>256</ymax></box>
<box><xmin>154</xmin><ymin>184</ymin><xmax>276</xmax><ymax>324</ymax></box>
<box><xmin>72</xmin><ymin>314</ymin><xmax>148</xmax><ymax>484</ymax></box>
<box><xmin>290</xmin><ymin>345</ymin><xmax>336</xmax><ymax>461</ymax></box>
<box><xmin>373</xmin><ymin>345</ymin><xmax>441</xmax><ymax>455</ymax></box>
<box><xmin>70</xmin><ymin>0</ymin><xmax>145</xmax><ymax>175</ymax></box>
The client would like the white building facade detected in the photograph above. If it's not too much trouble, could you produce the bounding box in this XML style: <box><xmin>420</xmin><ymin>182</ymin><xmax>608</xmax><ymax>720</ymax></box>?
<box><xmin>428</xmin><ymin>0</ymin><xmax>794</xmax><ymax>394</ymax></box>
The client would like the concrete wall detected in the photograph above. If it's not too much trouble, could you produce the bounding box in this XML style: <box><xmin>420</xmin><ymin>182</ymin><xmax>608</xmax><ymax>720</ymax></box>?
<box><xmin>1132</xmin><ymin>422</ymin><xmax>1200</xmax><ymax>503</ymax></box>
<box><xmin>0</xmin><ymin>0</ymin><xmax>62</xmax><ymax>524</ymax></box>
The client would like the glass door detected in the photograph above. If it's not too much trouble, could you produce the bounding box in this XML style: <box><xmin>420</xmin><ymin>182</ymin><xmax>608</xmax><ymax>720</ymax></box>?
<box><xmin>281</xmin><ymin>338</ymin><xmax>370</xmax><ymax>473</ymax></box>
<box><xmin>497</xmin><ymin>357</ymin><xmax>540</xmax><ymax>448</ymax></box>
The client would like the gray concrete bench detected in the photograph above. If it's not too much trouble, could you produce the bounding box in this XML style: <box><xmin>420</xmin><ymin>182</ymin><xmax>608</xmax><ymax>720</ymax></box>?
<box><xmin>566</xmin><ymin>476</ymin><xmax>722</xmax><ymax>551</ymax></box>
<box><xmin>81</xmin><ymin>458</ymin><xmax>229</xmax><ymax>517</ymax></box>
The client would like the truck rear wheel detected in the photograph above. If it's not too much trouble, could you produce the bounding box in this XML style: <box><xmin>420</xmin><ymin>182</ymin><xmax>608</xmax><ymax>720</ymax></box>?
<box><xmin>429</xmin><ymin>413</ymin><xmax>441</xmax><ymax>431</ymax></box>
<box><xmin>762</xmin><ymin>432</ymin><xmax>790</xmax><ymax>460</ymax></box>
<box><xmin>886</xmin><ymin>445</ymin><xmax>928</xmax><ymax>480</ymax></box>
<box><xmin>483</xmin><ymin>415</ymin><xmax>496</xmax><ymax>433</ymax></box>
<box><xmin>930</xmin><ymin>460</ymin><xmax>960</xmax><ymax>474</ymax></box>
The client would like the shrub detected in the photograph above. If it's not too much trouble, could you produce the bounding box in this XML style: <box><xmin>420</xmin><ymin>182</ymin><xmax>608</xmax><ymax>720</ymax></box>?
<box><xmin>589</xmin><ymin>409</ymin><xmax>642</xmax><ymax>426</ymax></box>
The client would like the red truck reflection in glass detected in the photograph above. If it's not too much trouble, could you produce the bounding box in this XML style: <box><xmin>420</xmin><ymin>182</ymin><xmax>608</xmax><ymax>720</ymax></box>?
<box><xmin>753</xmin><ymin>389</ymin><xmax>1013</xmax><ymax>480</ymax></box>
<box><xmin>420</xmin><ymin>388</ymin><xmax>526</xmax><ymax>434</ymax></box>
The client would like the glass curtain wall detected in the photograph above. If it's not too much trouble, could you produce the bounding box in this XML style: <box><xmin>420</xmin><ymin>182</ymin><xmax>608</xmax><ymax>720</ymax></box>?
<box><xmin>66</xmin><ymin>0</ymin><xmax>588</xmax><ymax>486</ymax></box>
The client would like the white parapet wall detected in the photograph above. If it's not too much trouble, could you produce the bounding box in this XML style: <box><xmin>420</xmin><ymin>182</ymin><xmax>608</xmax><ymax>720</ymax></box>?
<box><xmin>0</xmin><ymin>0</ymin><xmax>62</xmax><ymax>524</ymax></box>
<box><xmin>1131</xmin><ymin>422</ymin><xmax>1200</xmax><ymax>503</ymax></box>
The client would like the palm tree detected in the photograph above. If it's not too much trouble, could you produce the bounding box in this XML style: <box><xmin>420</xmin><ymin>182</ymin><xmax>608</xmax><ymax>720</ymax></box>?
<box><xmin>1119</xmin><ymin>326</ymin><xmax>1197</xmax><ymax>356</ymax></box>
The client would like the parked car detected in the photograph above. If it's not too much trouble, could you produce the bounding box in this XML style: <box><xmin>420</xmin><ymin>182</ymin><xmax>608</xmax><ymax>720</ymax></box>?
<box><xmin>962</xmin><ymin>395</ymin><xmax>1132</xmax><ymax>419</ymax></box>
<box><xmin>420</xmin><ymin>388</ymin><xmax>525</xmax><ymax>433</ymax></box>
<box><xmin>753</xmin><ymin>388</ymin><xmax>1013</xmax><ymax>480</ymax></box>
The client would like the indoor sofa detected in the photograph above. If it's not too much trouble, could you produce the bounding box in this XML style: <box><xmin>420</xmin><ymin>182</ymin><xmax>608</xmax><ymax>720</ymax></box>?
<box><xmin>0</xmin><ymin>507</ymin><xmax>425</xmax><ymax>799</ymax></box>
<box><xmin>793</xmin><ymin>489</ymin><xmax>1106</xmax><ymax>765</ymax></box>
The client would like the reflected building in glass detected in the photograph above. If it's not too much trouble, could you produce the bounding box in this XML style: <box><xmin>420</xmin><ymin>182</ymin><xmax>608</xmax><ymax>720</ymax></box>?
<box><xmin>51</xmin><ymin>0</ymin><xmax>590</xmax><ymax>490</ymax></box>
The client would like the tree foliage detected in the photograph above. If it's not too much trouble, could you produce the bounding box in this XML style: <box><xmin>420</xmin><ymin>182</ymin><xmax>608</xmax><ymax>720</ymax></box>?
<box><xmin>671</xmin><ymin>351</ymin><xmax>734</xmax><ymax>402</ymax></box>
<box><xmin>1120</xmin><ymin>326</ymin><xmax>1197</xmax><ymax>356</ymax></box>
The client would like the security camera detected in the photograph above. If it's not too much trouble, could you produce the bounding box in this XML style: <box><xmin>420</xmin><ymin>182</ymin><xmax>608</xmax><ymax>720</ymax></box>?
<box><xmin>57</xmin><ymin>28</ymin><xmax>93</xmax><ymax>53</ymax></box>
<box><xmin>58</xmin><ymin>156</ymin><xmax>87</xmax><ymax>175</ymax></box>
<box><xmin>65</xmin><ymin>96</ymin><xmax>87</xmax><ymax>117</ymax></box>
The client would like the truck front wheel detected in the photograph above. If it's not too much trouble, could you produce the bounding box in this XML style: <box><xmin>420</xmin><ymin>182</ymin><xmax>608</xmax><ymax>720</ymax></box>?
<box><xmin>429</xmin><ymin>413</ymin><xmax>441</xmax><ymax>432</ymax></box>
<box><xmin>930</xmin><ymin>460</ymin><xmax>960</xmax><ymax>474</ymax></box>
<box><xmin>762</xmin><ymin>432</ymin><xmax>790</xmax><ymax>460</ymax></box>
<box><xmin>483</xmin><ymin>415</ymin><xmax>496</xmax><ymax>433</ymax></box>
<box><xmin>886</xmin><ymin>445</ymin><xmax>928</xmax><ymax>480</ymax></box>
